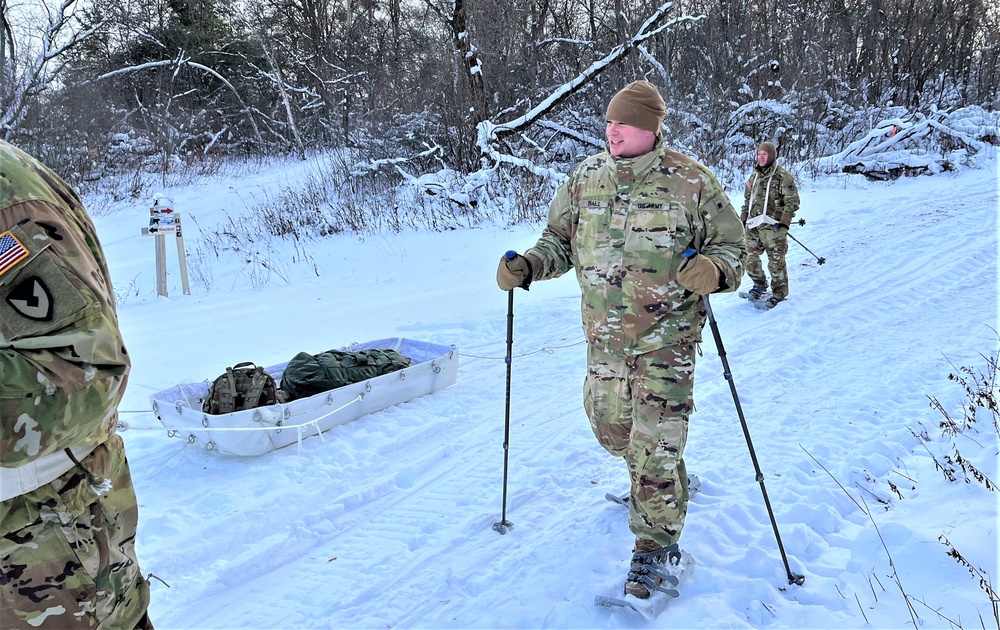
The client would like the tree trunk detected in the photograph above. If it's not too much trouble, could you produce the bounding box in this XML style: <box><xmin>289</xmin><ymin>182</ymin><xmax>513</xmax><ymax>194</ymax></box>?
<box><xmin>450</xmin><ymin>0</ymin><xmax>489</xmax><ymax>123</ymax></box>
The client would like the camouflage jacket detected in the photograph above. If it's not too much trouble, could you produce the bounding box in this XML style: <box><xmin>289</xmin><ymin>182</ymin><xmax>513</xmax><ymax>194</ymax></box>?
<box><xmin>740</xmin><ymin>162</ymin><xmax>800</xmax><ymax>229</ymax></box>
<box><xmin>0</xmin><ymin>140</ymin><xmax>129</xmax><ymax>470</ymax></box>
<box><xmin>526</xmin><ymin>140</ymin><xmax>745</xmax><ymax>355</ymax></box>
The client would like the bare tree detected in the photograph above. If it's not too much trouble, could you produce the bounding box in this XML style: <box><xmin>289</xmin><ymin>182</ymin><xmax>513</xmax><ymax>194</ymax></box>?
<box><xmin>1</xmin><ymin>0</ymin><xmax>13</xmax><ymax>79</ymax></box>
<box><xmin>4</xmin><ymin>0</ymin><xmax>995</xmax><ymax>192</ymax></box>
<box><xmin>0</xmin><ymin>0</ymin><xmax>107</xmax><ymax>139</ymax></box>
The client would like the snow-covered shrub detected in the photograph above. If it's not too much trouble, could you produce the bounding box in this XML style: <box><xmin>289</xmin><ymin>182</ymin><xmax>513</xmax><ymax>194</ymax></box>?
<box><xmin>812</xmin><ymin>107</ymin><xmax>999</xmax><ymax>180</ymax></box>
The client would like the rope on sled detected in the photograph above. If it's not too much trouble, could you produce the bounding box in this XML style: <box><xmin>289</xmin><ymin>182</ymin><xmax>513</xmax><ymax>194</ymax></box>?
<box><xmin>115</xmin><ymin>394</ymin><xmax>364</xmax><ymax>451</ymax></box>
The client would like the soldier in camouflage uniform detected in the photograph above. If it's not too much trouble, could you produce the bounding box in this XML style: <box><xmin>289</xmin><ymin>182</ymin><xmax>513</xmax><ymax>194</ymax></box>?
<box><xmin>0</xmin><ymin>140</ymin><xmax>153</xmax><ymax>629</ymax></box>
<box><xmin>496</xmin><ymin>81</ymin><xmax>745</xmax><ymax>599</ymax></box>
<box><xmin>740</xmin><ymin>141</ymin><xmax>800</xmax><ymax>309</ymax></box>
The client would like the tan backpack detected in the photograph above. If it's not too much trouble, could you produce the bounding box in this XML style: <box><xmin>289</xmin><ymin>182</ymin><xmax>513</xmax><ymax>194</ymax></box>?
<box><xmin>202</xmin><ymin>362</ymin><xmax>278</xmax><ymax>415</ymax></box>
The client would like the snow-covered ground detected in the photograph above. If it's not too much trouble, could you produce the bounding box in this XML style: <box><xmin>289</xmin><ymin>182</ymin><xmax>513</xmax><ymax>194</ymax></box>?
<box><xmin>94</xmin><ymin>151</ymin><xmax>998</xmax><ymax>629</ymax></box>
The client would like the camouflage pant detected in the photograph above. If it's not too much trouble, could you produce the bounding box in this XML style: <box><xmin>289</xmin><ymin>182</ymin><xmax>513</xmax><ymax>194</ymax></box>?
<box><xmin>584</xmin><ymin>343</ymin><xmax>694</xmax><ymax>547</ymax></box>
<box><xmin>746</xmin><ymin>227</ymin><xmax>790</xmax><ymax>299</ymax></box>
<box><xmin>1</xmin><ymin>435</ymin><xmax>152</xmax><ymax>629</ymax></box>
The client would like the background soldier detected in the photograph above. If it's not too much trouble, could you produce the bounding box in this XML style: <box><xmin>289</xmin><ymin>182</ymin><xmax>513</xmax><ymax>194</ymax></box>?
<box><xmin>740</xmin><ymin>141</ymin><xmax>801</xmax><ymax>309</ymax></box>
<box><xmin>496</xmin><ymin>81</ymin><xmax>745</xmax><ymax>599</ymax></box>
<box><xmin>0</xmin><ymin>140</ymin><xmax>153</xmax><ymax>629</ymax></box>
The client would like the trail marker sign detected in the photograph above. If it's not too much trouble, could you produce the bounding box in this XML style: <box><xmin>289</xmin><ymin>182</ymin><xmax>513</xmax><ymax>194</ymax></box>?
<box><xmin>140</xmin><ymin>195</ymin><xmax>190</xmax><ymax>296</ymax></box>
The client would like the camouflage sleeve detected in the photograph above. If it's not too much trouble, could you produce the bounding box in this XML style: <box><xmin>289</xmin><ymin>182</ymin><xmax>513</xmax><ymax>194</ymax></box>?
<box><xmin>777</xmin><ymin>167</ymin><xmax>800</xmax><ymax>226</ymax></box>
<box><xmin>525</xmin><ymin>178</ymin><xmax>577</xmax><ymax>281</ymax></box>
<box><xmin>1</xmin><ymin>200</ymin><xmax>129</xmax><ymax>467</ymax></box>
<box><xmin>695</xmin><ymin>174</ymin><xmax>746</xmax><ymax>293</ymax></box>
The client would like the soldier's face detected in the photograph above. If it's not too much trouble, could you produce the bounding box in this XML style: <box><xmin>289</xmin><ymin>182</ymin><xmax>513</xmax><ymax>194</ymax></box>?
<box><xmin>606</xmin><ymin>121</ymin><xmax>656</xmax><ymax>158</ymax></box>
<box><xmin>757</xmin><ymin>149</ymin><xmax>770</xmax><ymax>166</ymax></box>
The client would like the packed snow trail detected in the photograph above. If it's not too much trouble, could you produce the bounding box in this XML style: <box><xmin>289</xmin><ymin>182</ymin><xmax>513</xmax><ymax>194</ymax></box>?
<box><xmin>111</xmin><ymin>160</ymin><xmax>998</xmax><ymax>629</ymax></box>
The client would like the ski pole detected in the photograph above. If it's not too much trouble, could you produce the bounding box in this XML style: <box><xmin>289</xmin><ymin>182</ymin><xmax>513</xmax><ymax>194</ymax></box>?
<box><xmin>785</xmin><ymin>230</ymin><xmax>826</xmax><ymax>265</ymax></box>
<box><xmin>701</xmin><ymin>293</ymin><xmax>805</xmax><ymax>586</ymax></box>
<box><xmin>493</xmin><ymin>251</ymin><xmax>518</xmax><ymax>534</ymax></box>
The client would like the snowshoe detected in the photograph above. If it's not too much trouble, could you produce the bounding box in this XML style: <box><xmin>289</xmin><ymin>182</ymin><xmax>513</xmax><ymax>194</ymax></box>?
<box><xmin>739</xmin><ymin>284</ymin><xmax>768</xmax><ymax>301</ymax></box>
<box><xmin>624</xmin><ymin>538</ymin><xmax>677</xmax><ymax>599</ymax></box>
<box><xmin>755</xmin><ymin>295</ymin><xmax>784</xmax><ymax>310</ymax></box>
<box><xmin>594</xmin><ymin>540</ymin><xmax>695</xmax><ymax>620</ymax></box>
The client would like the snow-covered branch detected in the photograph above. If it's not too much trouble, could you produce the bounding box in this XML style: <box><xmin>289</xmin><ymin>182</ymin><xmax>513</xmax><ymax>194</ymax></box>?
<box><xmin>352</xmin><ymin>145</ymin><xmax>443</xmax><ymax>178</ymax></box>
<box><xmin>813</xmin><ymin>107</ymin><xmax>999</xmax><ymax>179</ymax></box>
<box><xmin>89</xmin><ymin>57</ymin><xmax>265</xmax><ymax>145</ymax></box>
<box><xmin>0</xmin><ymin>0</ymin><xmax>107</xmax><ymax>136</ymax></box>
<box><xmin>537</xmin><ymin>121</ymin><xmax>603</xmax><ymax>149</ymax></box>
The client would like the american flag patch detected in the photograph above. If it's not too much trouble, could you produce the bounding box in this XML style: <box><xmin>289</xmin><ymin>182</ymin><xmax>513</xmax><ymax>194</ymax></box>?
<box><xmin>0</xmin><ymin>230</ymin><xmax>30</xmax><ymax>276</ymax></box>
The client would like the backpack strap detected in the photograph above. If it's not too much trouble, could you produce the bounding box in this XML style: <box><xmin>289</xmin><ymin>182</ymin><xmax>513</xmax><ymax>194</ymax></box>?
<box><xmin>222</xmin><ymin>366</ymin><xmax>239</xmax><ymax>413</ymax></box>
<box><xmin>228</xmin><ymin>362</ymin><xmax>260</xmax><ymax>412</ymax></box>
<box><xmin>239</xmin><ymin>367</ymin><xmax>269</xmax><ymax>411</ymax></box>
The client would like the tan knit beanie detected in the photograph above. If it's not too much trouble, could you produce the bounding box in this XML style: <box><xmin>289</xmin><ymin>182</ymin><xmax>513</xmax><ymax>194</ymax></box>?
<box><xmin>758</xmin><ymin>141</ymin><xmax>777</xmax><ymax>165</ymax></box>
<box><xmin>606</xmin><ymin>81</ymin><xmax>665</xmax><ymax>135</ymax></box>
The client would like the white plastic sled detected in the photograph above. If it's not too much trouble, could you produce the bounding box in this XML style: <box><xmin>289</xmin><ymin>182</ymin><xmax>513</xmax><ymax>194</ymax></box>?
<box><xmin>149</xmin><ymin>337</ymin><xmax>458</xmax><ymax>457</ymax></box>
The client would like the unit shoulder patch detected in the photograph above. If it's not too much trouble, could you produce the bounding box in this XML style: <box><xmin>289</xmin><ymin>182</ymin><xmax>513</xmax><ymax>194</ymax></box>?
<box><xmin>7</xmin><ymin>275</ymin><xmax>54</xmax><ymax>320</ymax></box>
<box><xmin>0</xmin><ymin>225</ymin><xmax>88</xmax><ymax>340</ymax></box>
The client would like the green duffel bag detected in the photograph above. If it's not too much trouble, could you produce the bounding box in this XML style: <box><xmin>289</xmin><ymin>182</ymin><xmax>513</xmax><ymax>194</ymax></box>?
<box><xmin>279</xmin><ymin>348</ymin><xmax>411</xmax><ymax>401</ymax></box>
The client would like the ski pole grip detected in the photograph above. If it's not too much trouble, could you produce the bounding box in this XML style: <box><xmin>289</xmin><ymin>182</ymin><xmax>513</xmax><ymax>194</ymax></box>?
<box><xmin>505</xmin><ymin>250</ymin><xmax>518</xmax><ymax>260</ymax></box>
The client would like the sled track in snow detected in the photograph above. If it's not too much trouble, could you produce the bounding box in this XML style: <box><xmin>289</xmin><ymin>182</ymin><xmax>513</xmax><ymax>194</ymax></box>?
<box><xmin>178</xmin><ymin>346</ymin><xmax>596</xmax><ymax>627</ymax></box>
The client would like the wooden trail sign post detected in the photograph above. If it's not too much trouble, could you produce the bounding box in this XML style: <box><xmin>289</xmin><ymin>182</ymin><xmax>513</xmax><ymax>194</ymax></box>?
<box><xmin>140</xmin><ymin>196</ymin><xmax>190</xmax><ymax>296</ymax></box>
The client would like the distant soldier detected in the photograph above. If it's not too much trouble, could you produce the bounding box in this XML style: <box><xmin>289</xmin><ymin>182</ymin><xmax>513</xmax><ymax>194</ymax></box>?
<box><xmin>740</xmin><ymin>141</ymin><xmax>801</xmax><ymax>309</ymax></box>
<box><xmin>496</xmin><ymin>81</ymin><xmax>745</xmax><ymax>600</ymax></box>
<box><xmin>0</xmin><ymin>140</ymin><xmax>153</xmax><ymax>629</ymax></box>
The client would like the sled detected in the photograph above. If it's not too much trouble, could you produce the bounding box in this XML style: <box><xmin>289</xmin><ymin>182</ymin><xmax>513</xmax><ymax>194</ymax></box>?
<box><xmin>149</xmin><ymin>337</ymin><xmax>458</xmax><ymax>456</ymax></box>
